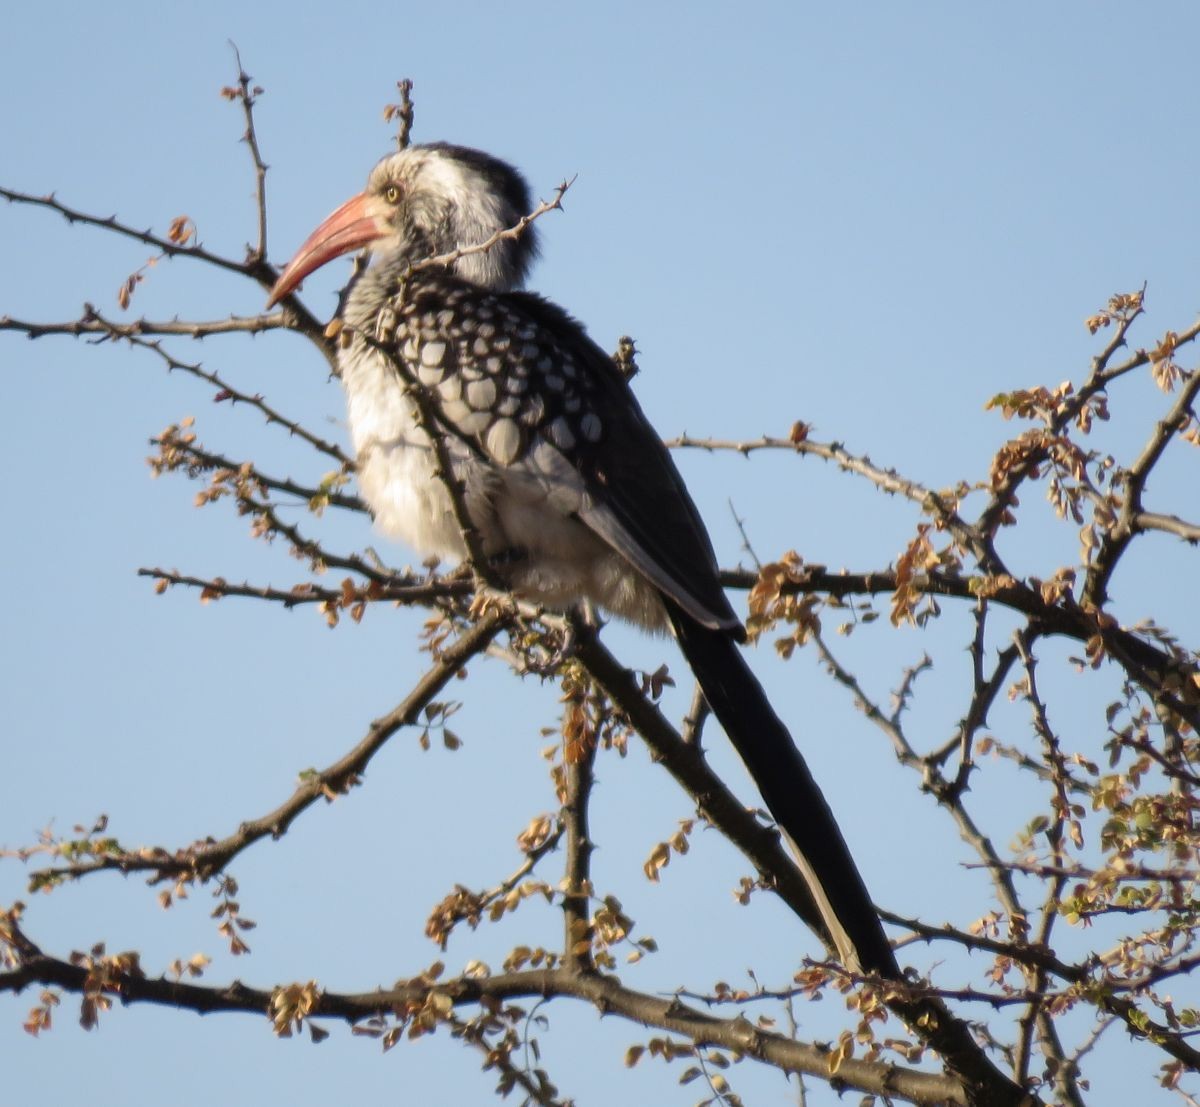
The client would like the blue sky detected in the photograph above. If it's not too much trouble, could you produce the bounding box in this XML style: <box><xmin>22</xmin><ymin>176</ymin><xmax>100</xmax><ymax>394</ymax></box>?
<box><xmin>2</xmin><ymin>3</ymin><xmax>1198</xmax><ymax>1103</ymax></box>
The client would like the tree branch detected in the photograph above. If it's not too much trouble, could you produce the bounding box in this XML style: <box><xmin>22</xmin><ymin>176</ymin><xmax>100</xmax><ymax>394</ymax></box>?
<box><xmin>1084</xmin><ymin>368</ymin><xmax>1200</xmax><ymax>607</ymax></box>
<box><xmin>21</xmin><ymin>609</ymin><xmax>508</xmax><ymax>888</ymax></box>
<box><xmin>571</xmin><ymin>629</ymin><xmax>1036</xmax><ymax>1107</ymax></box>
<box><xmin>0</xmin><ymin>948</ymin><xmax>970</xmax><ymax>1107</ymax></box>
<box><xmin>227</xmin><ymin>45</ymin><xmax>269</xmax><ymax>263</ymax></box>
<box><xmin>0</xmin><ymin>311</ymin><xmax>289</xmax><ymax>340</ymax></box>
<box><xmin>560</xmin><ymin>693</ymin><xmax>598</xmax><ymax>971</ymax></box>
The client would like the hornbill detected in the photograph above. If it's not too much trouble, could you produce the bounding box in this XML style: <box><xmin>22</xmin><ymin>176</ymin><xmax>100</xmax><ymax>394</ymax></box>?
<box><xmin>268</xmin><ymin>143</ymin><xmax>898</xmax><ymax>976</ymax></box>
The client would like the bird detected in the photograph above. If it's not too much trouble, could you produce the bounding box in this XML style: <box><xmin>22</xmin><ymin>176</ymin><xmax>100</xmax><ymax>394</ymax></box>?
<box><xmin>267</xmin><ymin>142</ymin><xmax>898</xmax><ymax>977</ymax></box>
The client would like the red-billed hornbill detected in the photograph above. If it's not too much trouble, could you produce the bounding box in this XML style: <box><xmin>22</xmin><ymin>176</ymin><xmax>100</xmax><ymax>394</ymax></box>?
<box><xmin>268</xmin><ymin>143</ymin><xmax>897</xmax><ymax>976</ymax></box>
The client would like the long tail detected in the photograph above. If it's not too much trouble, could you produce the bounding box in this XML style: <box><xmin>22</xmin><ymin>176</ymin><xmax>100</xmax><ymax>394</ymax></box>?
<box><xmin>667</xmin><ymin>602</ymin><xmax>898</xmax><ymax>977</ymax></box>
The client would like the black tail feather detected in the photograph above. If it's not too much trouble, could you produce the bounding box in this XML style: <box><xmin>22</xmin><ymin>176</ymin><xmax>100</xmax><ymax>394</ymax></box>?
<box><xmin>667</xmin><ymin>601</ymin><xmax>898</xmax><ymax>977</ymax></box>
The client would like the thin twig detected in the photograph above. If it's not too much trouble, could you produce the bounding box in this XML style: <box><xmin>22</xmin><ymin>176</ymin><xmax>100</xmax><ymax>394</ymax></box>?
<box><xmin>136</xmin><ymin>568</ymin><xmax>471</xmax><ymax>609</ymax></box>
<box><xmin>151</xmin><ymin>435</ymin><xmax>364</xmax><ymax>513</ymax></box>
<box><xmin>0</xmin><ymin>186</ymin><xmax>255</xmax><ymax>278</ymax></box>
<box><xmin>451</xmin><ymin>1011</ymin><xmax>571</xmax><ymax>1107</ymax></box>
<box><xmin>0</xmin><ymin>311</ymin><xmax>288</xmax><ymax>340</ymax></box>
<box><xmin>404</xmin><ymin>177</ymin><xmax>575</xmax><ymax>283</ymax></box>
<box><xmin>0</xmin><ymin>184</ymin><xmax>329</xmax><ymax>345</ymax></box>
<box><xmin>728</xmin><ymin>497</ymin><xmax>762</xmax><ymax>570</ymax></box>
<box><xmin>11</xmin><ymin>304</ymin><xmax>347</xmax><ymax>457</ymax></box>
<box><xmin>1085</xmin><ymin>368</ymin><xmax>1200</xmax><ymax>607</ymax></box>
<box><xmin>424</xmin><ymin>820</ymin><xmax>565</xmax><ymax>949</ymax></box>
<box><xmin>668</xmin><ymin>431</ymin><xmax>988</xmax><ymax>566</ymax></box>
<box><xmin>811</xmin><ymin>631</ymin><xmax>1028</xmax><ymax>936</ymax></box>
<box><xmin>1011</xmin><ymin>631</ymin><xmax>1081</xmax><ymax>1106</ymax></box>
<box><xmin>1135</xmin><ymin>510</ymin><xmax>1200</xmax><ymax>543</ymax></box>
<box><xmin>228</xmin><ymin>44</ymin><xmax>269</xmax><ymax>262</ymax></box>
<box><xmin>21</xmin><ymin>609</ymin><xmax>508</xmax><ymax>886</ymax></box>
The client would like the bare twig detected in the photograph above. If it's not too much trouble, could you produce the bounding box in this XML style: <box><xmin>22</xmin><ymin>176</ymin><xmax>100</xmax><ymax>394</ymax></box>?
<box><xmin>728</xmin><ymin>497</ymin><xmax>762</xmax><ymax>570</ymax></box>
<box><xmin>405</xmin><ymin>177</ymin><xmax>575</xmax><ymax>282</ymax></box>
<box><xmin>8</xmin><ymin>304</ymin><xmax>347</xmax><ymax>456</ymax></box>
<box><xmin>151</xmin><ymin>435</ymin><xmax>364</xmax><ymax>513</ymax></box>
<box><xmin>0</xmin><ymin>185</ymin><xmax>328</xmax><ymax>344</ymax></box>
<box><xmin>227</xmin><ymin>44</ymin><xmax>269</xmax><ymax>262</ymax></box>
<box><xmin>667</xmin><ymin>431</ymin><xmax>987</xmax><ymax>565</ymax></box>
<box><xmin>1134</xmin><ymin>510</ymin><xmax>1200</xmax><ymax>543</ymax></box>
<box><xmin>811</xmin><ymin>631</ymin><xmax>1029</xmax><ymax>939</ymax></box>
<box><xmin>22</xmin><ymin>609</ymin><xmax>508</xmax><ymax>887</ymax></box>
<box><xmin>0</xmin><ymin>186</ymin><xmax>255</xmax><ymax>278</ymax></box>
<box><xmin>1085</xmin><ymin>368</ymin><xmax>1200</xmax><ymax>607</ymax></box>
<box><xmin>1011</xmin><ymin>632</ymin><xmax>1081</xmax><ymax>1107</ymax></box>
<box><xmin>387</xmin><ymin>79</ymin><xmax>416</xmax><ymax>151</ymax></box>
<box><xmin>137</xmin><ymin>568</ymin><xmax>471</xmax><ymax>610</ymax></box>
<box><xmin>0</xmin><ymin>311</ymin><xmax>288</xmax><ymax>341</ymax></box>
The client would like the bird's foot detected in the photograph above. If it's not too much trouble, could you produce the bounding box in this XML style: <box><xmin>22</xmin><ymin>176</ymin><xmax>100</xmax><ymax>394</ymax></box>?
<box><xmin>506</xmin><ymin>605</ymin><xmax>597</xmax><ymax>678</ymax></box>
<box><xmin>543</xmin><ymin>605</ymin><xmax>602</xmax><ymax>671</ymax></box>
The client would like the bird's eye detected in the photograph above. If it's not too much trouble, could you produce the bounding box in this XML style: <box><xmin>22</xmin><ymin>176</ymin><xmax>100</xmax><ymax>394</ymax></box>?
<box><xmin>383</xmin><ymin>184</ymin><xmax>402</xmax><ymax>204</ymax></box>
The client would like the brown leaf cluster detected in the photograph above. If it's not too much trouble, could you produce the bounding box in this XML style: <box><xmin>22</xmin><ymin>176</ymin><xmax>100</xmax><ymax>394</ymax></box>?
<box><xmin>642</xmin><ymin>819</ymin><xmax>694</xmax><ymax>882</ymax></box>
<box><xmin>269</xmin><ymin>980</ymin><xmax>321</xmax><ymax>1037</ymax></box>
<box><xmin>747</xmin><ymin>551</ymin><xmax>825</xmax><ymax>655</ymax></box>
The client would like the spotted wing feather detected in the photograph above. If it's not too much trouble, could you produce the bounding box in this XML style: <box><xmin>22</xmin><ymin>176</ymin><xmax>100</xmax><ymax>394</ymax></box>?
<box><xmin>387</xmin><ymin>274</ymin><xmax>739</xmax><ymax>633</ymax></box>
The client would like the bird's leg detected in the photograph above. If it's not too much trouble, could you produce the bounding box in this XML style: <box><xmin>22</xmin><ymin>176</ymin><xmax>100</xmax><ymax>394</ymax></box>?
<box><xmin>508</xmin><ymin>604</ymin><xmax>596</xmax><ymax>677</ymax></box>
<box><xmin>555</xmin><ymin>604</ymin><xmax>603</xmax><ymax>668</ymax></box>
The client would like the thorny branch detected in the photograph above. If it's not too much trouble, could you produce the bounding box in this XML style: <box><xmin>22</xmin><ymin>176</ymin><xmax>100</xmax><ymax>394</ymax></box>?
<box><xmin>560</xmin><ymin>697</ymin><xmax>598</xmax><ymax>971</ymax></box>
<box><xmin>150</xmin><ymin>432</ymin><xmax>365</xmax><ymax>513</ymax></box>
<box><xmin>571</xmin><ymin>630</ymin><xmax>1034</xmax><ymax>1106</ymax></box>
<box><xmin>670</xmin><ymin>430</ymin><xmax>980</xmax><ymax>549</ymax></box>
<box><xmin>0</xmin><ymin>311</ymin><xmax>290</xmax><ymax>340</ymax></box>
<box><xmin>1</xmin><ymin>304</ymin><xmax>348</xmax><ymax>457</ymax></box>
<box><xmin>16</xmin><ymin>609</ymin><xmax>507</xmax><ymax>887</ymax></box>
<box><xmin>225</xmin><ymin>44</ymin><xmax>269</xmax><ymax>263</ymax></box>
<box><xmin>0</xmin><ymin>185</ymin><xmax>256</xmax><ymax>279</ymax></box>
<box><xmin>405</xmin><ymin>176</ymin><xmax>575</xmax><ymax>284</ymax></box>
<box><xmin>1012</xmin><ymin>632</ymin><xmax>1083</xmax><ymax>1105</ymax></box>
<box><xmin>811</xmin><ymin>631</ymin><xmax>1028</xmax><ymax>924</ymax></box>
<box><xmin>0</xmin><ymin>934</ymin><xmax>970</xmax><ymax>1107</ymax></box>
<box><xmin>1084</xmin><ymin>367</ymin><xmax>1200</xmax><ymax>608</ymax></box>
<box><xmin>137</xmin><ymin>568</ymin><xmax>471</xmax><ymax>611</ymax></box>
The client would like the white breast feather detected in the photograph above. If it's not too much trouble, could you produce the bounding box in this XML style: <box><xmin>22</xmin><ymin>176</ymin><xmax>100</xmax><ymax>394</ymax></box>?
<box><xmin>339</xmin><ymin>303</ymin><xmax>666</xmax><ymax>630</ymax></box>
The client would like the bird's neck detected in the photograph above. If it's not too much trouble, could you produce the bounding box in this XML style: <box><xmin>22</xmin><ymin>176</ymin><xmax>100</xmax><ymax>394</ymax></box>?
<box><xmin>343</xmin><ymin>244</ymin><xmax>529</xmax><ymax>330</ymax></box>
<box><xmin>342</xmin><ymin>246</ymin><xmax>417</xmax><ymax>329</ymax></box>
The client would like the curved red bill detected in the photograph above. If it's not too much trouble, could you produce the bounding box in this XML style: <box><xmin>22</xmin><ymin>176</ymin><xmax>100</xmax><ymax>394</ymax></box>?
<box><xmin>266</xmin><ymin>192</ymin><xmax>383</xmax><ymax>307</ymax></box>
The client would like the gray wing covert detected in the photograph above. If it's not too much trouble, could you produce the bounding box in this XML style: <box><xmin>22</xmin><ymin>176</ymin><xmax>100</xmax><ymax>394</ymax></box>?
<box><xmin>389</xmin><ymin>274</ymin><xmax>740</xmax><ymax>633</ymax></box>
